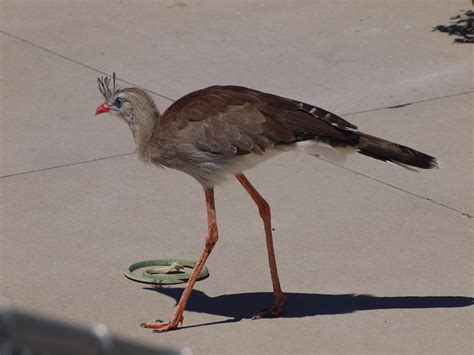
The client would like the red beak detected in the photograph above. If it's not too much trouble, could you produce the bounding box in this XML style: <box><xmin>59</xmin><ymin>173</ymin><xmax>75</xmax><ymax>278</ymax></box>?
<box><xmin>95</xmin><ymin>103</ymin><xmax>110</xmax><ymax>115</ymax></box>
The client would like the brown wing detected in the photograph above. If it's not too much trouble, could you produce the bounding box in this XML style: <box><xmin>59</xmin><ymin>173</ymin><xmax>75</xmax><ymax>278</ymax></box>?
<box><xmin>158</xmin><ymin>85</ymin><xmax>358</xmax><ymax>157</ymax></box>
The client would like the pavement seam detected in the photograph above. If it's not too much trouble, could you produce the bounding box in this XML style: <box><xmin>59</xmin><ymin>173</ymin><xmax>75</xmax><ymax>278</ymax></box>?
<box><xmin>2</xmin><ymin>151</ymin><xmax>471</xmax><ymax>219</ymax></box>
<box><xmin>342</xmin><ymin>90</ymin><xmax>474</xmax><ymax>117</ymax></box>
<box><xmin>316</xmin><ymin>156</ymin><xmax>473</xmax><ymax>219</ymax></box>
<box><xmin>0</xmin><ymin>30</ymin><xmax>176</xmax><ymax>102</ymax></box>
<box><xmin>0</xmin><ymin>152</ymin><xmax>135</xmax><ymax>179</ymax></box>
<box><xmin>1</xmin><ymin>30</ymin><xmax>471</xmax><ymax>219</ymax></box>
<box><xmin>1</xmin><ymin>30</ymin><xmax>473</xmax><ymax>115</ymax></box>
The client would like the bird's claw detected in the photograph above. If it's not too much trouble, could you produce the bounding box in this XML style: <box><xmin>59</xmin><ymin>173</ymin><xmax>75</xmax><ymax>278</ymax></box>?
<box><xmin>140</xmin><ymin>321</ymin><xmax>176</xmax><ymax>333</ymax></box>
<box><xmin>140</xmin><ymin>316</ymin><xmax>183</xmax><ymax>333</ymax></box>
<box><xmin>252</xmin><ymin>302</ymin><xmax>285</xmax><ymax>320</ymax></box>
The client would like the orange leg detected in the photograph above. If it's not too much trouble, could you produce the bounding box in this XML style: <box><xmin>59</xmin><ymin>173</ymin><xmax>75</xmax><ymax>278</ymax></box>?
<box><xmin>235</xmin><ymin>173</ymin><xmax>285</xmax><ymax>319</ymax></box>
<box><xmin>141</xmin><ymin>188</ymin><xmax>218</xmax><ymax>332</ymax></box>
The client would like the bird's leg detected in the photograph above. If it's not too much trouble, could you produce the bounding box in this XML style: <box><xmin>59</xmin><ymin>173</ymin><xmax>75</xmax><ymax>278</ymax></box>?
<box><xmin>235</xmin><ymin>173</ymin><xmax>285</xmax><ymax>319</ymax></box>
<box><xmin>141</xmin><ymin>188</ymin><xmax>218</xmax><ymax>332</ymax></box>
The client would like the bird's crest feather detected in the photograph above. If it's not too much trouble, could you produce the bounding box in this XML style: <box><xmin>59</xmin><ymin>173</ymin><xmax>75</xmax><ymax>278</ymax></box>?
<box><xmin>97</xmin><ymin>72</ymin><xmax>120</xmax><ymax>101</ymax></box>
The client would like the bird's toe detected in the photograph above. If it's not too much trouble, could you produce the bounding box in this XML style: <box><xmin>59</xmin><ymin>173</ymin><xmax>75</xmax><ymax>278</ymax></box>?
<box><xmin>140</xmin><ymin>314</ymin><xmax>184</xmax><ymax>333</ymax></box>
<box><xmin>252</xmin><ymin>302</ymin><xmax>285</xmax><ymax>319</ymax></box>
<box><xmin>140</xmin><ymin>320</ymin><xmax>177</xmax><ymax>332</ymax></box>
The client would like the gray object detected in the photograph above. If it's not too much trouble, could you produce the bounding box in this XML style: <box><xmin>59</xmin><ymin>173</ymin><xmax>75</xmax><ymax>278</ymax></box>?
<box><xmin>0</xmin><ymin>301</ymin><xmax>191</xmax><ymax>355</ymax></box>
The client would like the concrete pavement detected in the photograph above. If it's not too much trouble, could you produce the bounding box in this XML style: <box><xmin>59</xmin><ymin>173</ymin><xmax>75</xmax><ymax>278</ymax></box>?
<box><xmin>1</xmin><ymin>1</ymin><xmax>472</xmax><ymax>354</ymax></box>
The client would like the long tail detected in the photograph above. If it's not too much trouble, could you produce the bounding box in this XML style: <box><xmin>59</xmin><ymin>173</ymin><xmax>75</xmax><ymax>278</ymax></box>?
<box><xmin>261</xmin><ymin>95</ymin><xmax>438</xmax><ymax>170</ymax></box>
<box><xmin>356</xmin><ymin>132</ymin><xmax>438</xmax><ymax>169</ymax></box>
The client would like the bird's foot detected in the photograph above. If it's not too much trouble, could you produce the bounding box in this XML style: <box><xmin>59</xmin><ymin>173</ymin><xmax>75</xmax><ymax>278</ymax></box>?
<box><xmin>252</xmin><ymin>301</ymin><xmax>285</xmax><ymax>320</ymax></box>
<box><xmin>140</xmin><ymin>316</ymin><xmax>183</xmax><ymax>333</ymax></box>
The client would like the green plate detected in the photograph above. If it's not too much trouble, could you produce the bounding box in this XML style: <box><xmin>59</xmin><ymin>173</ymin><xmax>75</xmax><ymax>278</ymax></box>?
<box><xmin>125</xmin><ymin>259</ymin><xmax>209</xmax><ymax>285</ymax></box>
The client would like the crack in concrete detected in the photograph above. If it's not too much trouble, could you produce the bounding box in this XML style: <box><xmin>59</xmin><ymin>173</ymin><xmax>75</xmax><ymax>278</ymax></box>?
<box><xmin>342</xmin><ymin>90</ymin><xmax>474</xmax><ymax>117</ymax></box>
<box><xmin>1</xmin><ymin>30</ymin><xmax>471</xmax><ymax>219</ymax></box>
<box><xmin>0</xmin><ymin>30</ymin><xmax>176</xmax><ymax>102</ymax></box>
<box><xmin>2</xmin><ymin>30</ymin><xmax>472</xmax><ymax>115</ymax></box>
<box><xmin>0</xmin><ymin>153</ymin><xmax>135</xmax><ymax>179</ymax></box>
<box><xmin>2</xmin><ymin>150</ymin><xmax>471</xmax><ymax>219</ymax></box>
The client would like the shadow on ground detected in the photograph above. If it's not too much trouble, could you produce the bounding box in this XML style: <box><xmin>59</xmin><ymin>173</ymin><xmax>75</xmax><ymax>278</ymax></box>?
<box><xmin>146</xmin><ymin>287</ymin><xmax>473</xmax><ymax>328</ymax></box>
<box><xmin>433</xmin><ymin>10</ymin><xmax>473</xmax><ymax>43</ymax></box>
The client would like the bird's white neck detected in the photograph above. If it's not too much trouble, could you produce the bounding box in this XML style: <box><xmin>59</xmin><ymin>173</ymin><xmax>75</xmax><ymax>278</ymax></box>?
<box><xmin>127</xmin><ymin>110</ymin><xmax>159</xmax><ymax>162</ymax></box>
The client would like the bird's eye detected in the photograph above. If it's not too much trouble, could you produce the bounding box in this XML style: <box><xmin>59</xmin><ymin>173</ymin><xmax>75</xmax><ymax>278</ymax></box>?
<box><xmin>113</xmin><ymin>97</ymin><xmax>124</xmax><ymax>108</ymax></box>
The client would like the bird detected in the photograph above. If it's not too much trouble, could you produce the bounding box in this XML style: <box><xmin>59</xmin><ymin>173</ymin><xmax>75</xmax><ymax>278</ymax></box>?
<box><xmin>95</xmin><ymin>73</ymin><xmax>438</xmax><ymax>332</ymax></box>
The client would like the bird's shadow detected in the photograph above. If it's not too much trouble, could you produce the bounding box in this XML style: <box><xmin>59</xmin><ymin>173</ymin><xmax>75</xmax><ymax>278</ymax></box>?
<box><xmin>145</xmin><ymin>286</ymin><xmax>473</xmax><ymax>329</ymax></box>
<box><xmin>432</xmin><ymin>9</ymin><xmax>473</xmax><ymax>43</ymax></box>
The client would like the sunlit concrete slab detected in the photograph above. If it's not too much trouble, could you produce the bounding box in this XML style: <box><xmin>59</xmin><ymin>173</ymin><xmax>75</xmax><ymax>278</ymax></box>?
<box><xmin>0</xmin><ymin>35</ymin><xmax>169</xmax><ymax>177</ymax></box>
<box><xmin>1</xmin><ymin>0</ymin><xmax>472</xmax><ymax>354</ymax></box>
<box><xmin>326</xmin><ymin>92</ymin><xmax>473</xmax><ymax>216</ymax></box>
<box><xmin>1</xmin><ymin>151</ymin><xmax>472</xmax><ymax>354</ymax></box>
<box><xmin>1</xmin><ymin>1</ymin><xmax>471</xmax><ymax>114</ymax></box>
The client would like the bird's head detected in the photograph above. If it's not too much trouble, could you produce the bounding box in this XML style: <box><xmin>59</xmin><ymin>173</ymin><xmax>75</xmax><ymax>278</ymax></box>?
<box><xmin>95</xmin><ymin>73</ymin><xmax>160</xmax><ymax>139</ymax></box>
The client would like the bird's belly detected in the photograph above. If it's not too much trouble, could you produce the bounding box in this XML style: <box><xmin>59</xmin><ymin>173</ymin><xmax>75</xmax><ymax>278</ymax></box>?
<box><xmin>218</xmin><ymin>140</ymin><xmax>356</xmax><ymax>178</ymax></box>
<box><xmin>152</xmin><ymin>144</ymin><xmax>292</xmax><ymax>187</ymax></box>
<box><xmin>220</xmin><ymin>146</ymin><xmax>294</xmax><ymax>176</ymax></box>
<box><xmin>199</xmin><ymin>145</ymin><xmax>297</xmax><ymax>187</ymax></box>
<box><xmin>152</xmin><ymin>140</ymin><xmax>356</xmax><ymax>188</ymax></box>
